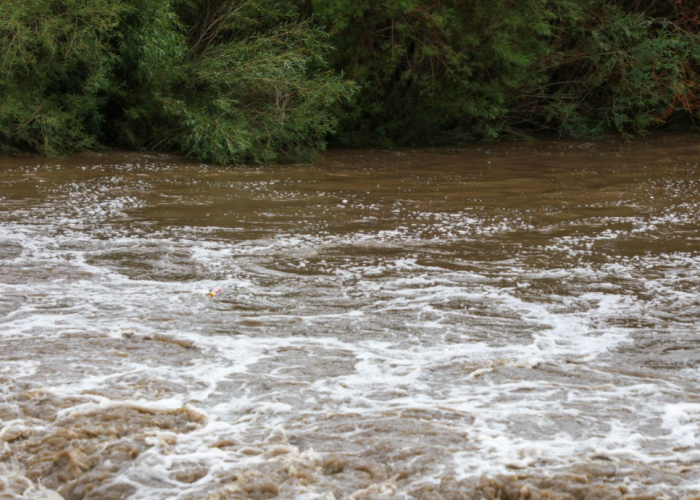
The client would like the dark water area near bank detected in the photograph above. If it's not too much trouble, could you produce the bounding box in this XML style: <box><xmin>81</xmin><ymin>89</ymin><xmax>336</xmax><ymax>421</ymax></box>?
<box><xmin>1</xmin><ymin>136</ymin><xmax>700</xmax><ymax>499</ymax></box>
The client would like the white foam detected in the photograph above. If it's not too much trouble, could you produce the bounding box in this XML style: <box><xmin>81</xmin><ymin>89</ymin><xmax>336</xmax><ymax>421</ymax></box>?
<box><xmin>2</xmin><ymin>157</ymin><xmax>699</xmax><ymax>497</ymax></box>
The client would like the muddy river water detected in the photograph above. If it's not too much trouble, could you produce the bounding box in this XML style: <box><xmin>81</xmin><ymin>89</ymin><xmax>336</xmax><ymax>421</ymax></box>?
<box><xmin>1</xmin><ymin>136</ymin><xmax>700</xmax><ymax>499</ymax></box>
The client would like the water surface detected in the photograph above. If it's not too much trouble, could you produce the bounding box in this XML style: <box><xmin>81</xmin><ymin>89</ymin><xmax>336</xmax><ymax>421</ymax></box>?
<box><xmin>1</xmin><ymin>136</ymin><xmax>700</xmax><ymax>499</ymax></box>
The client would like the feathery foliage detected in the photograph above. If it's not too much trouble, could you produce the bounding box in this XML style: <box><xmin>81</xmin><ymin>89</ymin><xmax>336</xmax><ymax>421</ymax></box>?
<box><xmin>0</xmin><ymin>0</ymin><xmax>355</xmax><ymax>162</ymax></box>
<box><xmin>311</xmin><ymin>0</ymin><xmax>700</xmax><ymax>145</ymax></box>
<box><xmin>112</xmin><ymin>0</ymin><xmax>355</xmax><ymax>163</ymax></box>
<box><xmin>1</xmin><ymin>0</ymin><xmax>699</xmax><ymax>162</ymax></box>
<box><xmin>0</xmin><ymin>0</ymin><xmax>125</xmax><ymax>156</ymax></box>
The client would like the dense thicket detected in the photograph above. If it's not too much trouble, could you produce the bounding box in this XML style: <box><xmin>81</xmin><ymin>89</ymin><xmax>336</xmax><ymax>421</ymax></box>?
<box><xmin>313</xmin><ymin>0</ymin><xmax>700</xmax><ymax>145</ymax></box>
<box><xmin>0</xmin><ymin>0</ymin><xmax>354</xmax><ymax>162</ymax></box>
<box><xmin>1</xmin><ymin>0</ymin><xmax>699</xmax><ymax>162</ymax></box>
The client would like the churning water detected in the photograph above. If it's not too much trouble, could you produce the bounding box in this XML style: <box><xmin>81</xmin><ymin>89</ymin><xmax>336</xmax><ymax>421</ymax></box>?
<box><xmin>1</xmin><ymin>136</ymin><xmax>700</xmax><ymax>499</ymax></box>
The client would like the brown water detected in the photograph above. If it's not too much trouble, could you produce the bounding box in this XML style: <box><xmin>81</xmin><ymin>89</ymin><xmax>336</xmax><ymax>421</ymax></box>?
<box><xmin>1</xmin><ymin>136</ymin><xmax>700</xmax><ymax>499</ymax></box>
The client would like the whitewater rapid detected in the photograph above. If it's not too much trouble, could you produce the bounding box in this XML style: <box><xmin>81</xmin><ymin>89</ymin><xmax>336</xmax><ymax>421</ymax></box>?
<box><xmin>1</xmin><ymin>139</ymin><xmax>699</xmax><ymax>499</ymax></box>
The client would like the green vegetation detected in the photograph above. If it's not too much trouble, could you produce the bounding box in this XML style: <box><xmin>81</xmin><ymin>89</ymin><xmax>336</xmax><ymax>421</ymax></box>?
<box><xmin>0</xmin><ymin>0</ymin><xmax>354</xmax><ymax>163</ymax></box>
<box><xmin>1</xmin><ymin>0</ymin><xmax>699</xmax><ymax>163</ymax></box>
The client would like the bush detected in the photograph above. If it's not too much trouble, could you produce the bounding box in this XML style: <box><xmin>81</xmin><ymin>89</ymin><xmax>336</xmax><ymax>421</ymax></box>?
<box><xmin>0</xmin><ymin>0</ymin><xmax>356</xmax><ymax>163</ymax></box>
<box><xmin>1</xmin><ymin>0</ymin><xmax>698</xmax><ymax>162</ymax></box>
<box><xmin>0</xmin><ymin>0</ymin><xmax>126</xmax><ymax>156</ymax></box>
<box><xmin>312</xmin><ymin>0</ymin><xmax>700</xmax><ymax>146</ymax></box>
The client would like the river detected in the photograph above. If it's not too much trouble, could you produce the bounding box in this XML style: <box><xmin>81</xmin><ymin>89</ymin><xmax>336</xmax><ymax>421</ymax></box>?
<box><xmin>1</xmin><ymin>136</ymin><xmax>699</xmax><ymax>499</ymax></box>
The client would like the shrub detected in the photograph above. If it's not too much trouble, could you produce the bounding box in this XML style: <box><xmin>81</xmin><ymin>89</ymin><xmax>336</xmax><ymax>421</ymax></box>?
<box><xmin>1</xmin><ymin>0</ymin><xmax>698</xmax><ymax>161</ymax></box>
<box><xmin>311</xmin><ymin>0</ymin><xmax>700</xmax><ymax>145</ymax></box>
<box><xmin>0</xmin><ymin>0</ymin><xmax>126</xmax><ymax>156</ymax></box>
<box><xmin>0</xmin><ymin>0</ymin><xmax>356</xmax><ymax>163</ymax></box>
